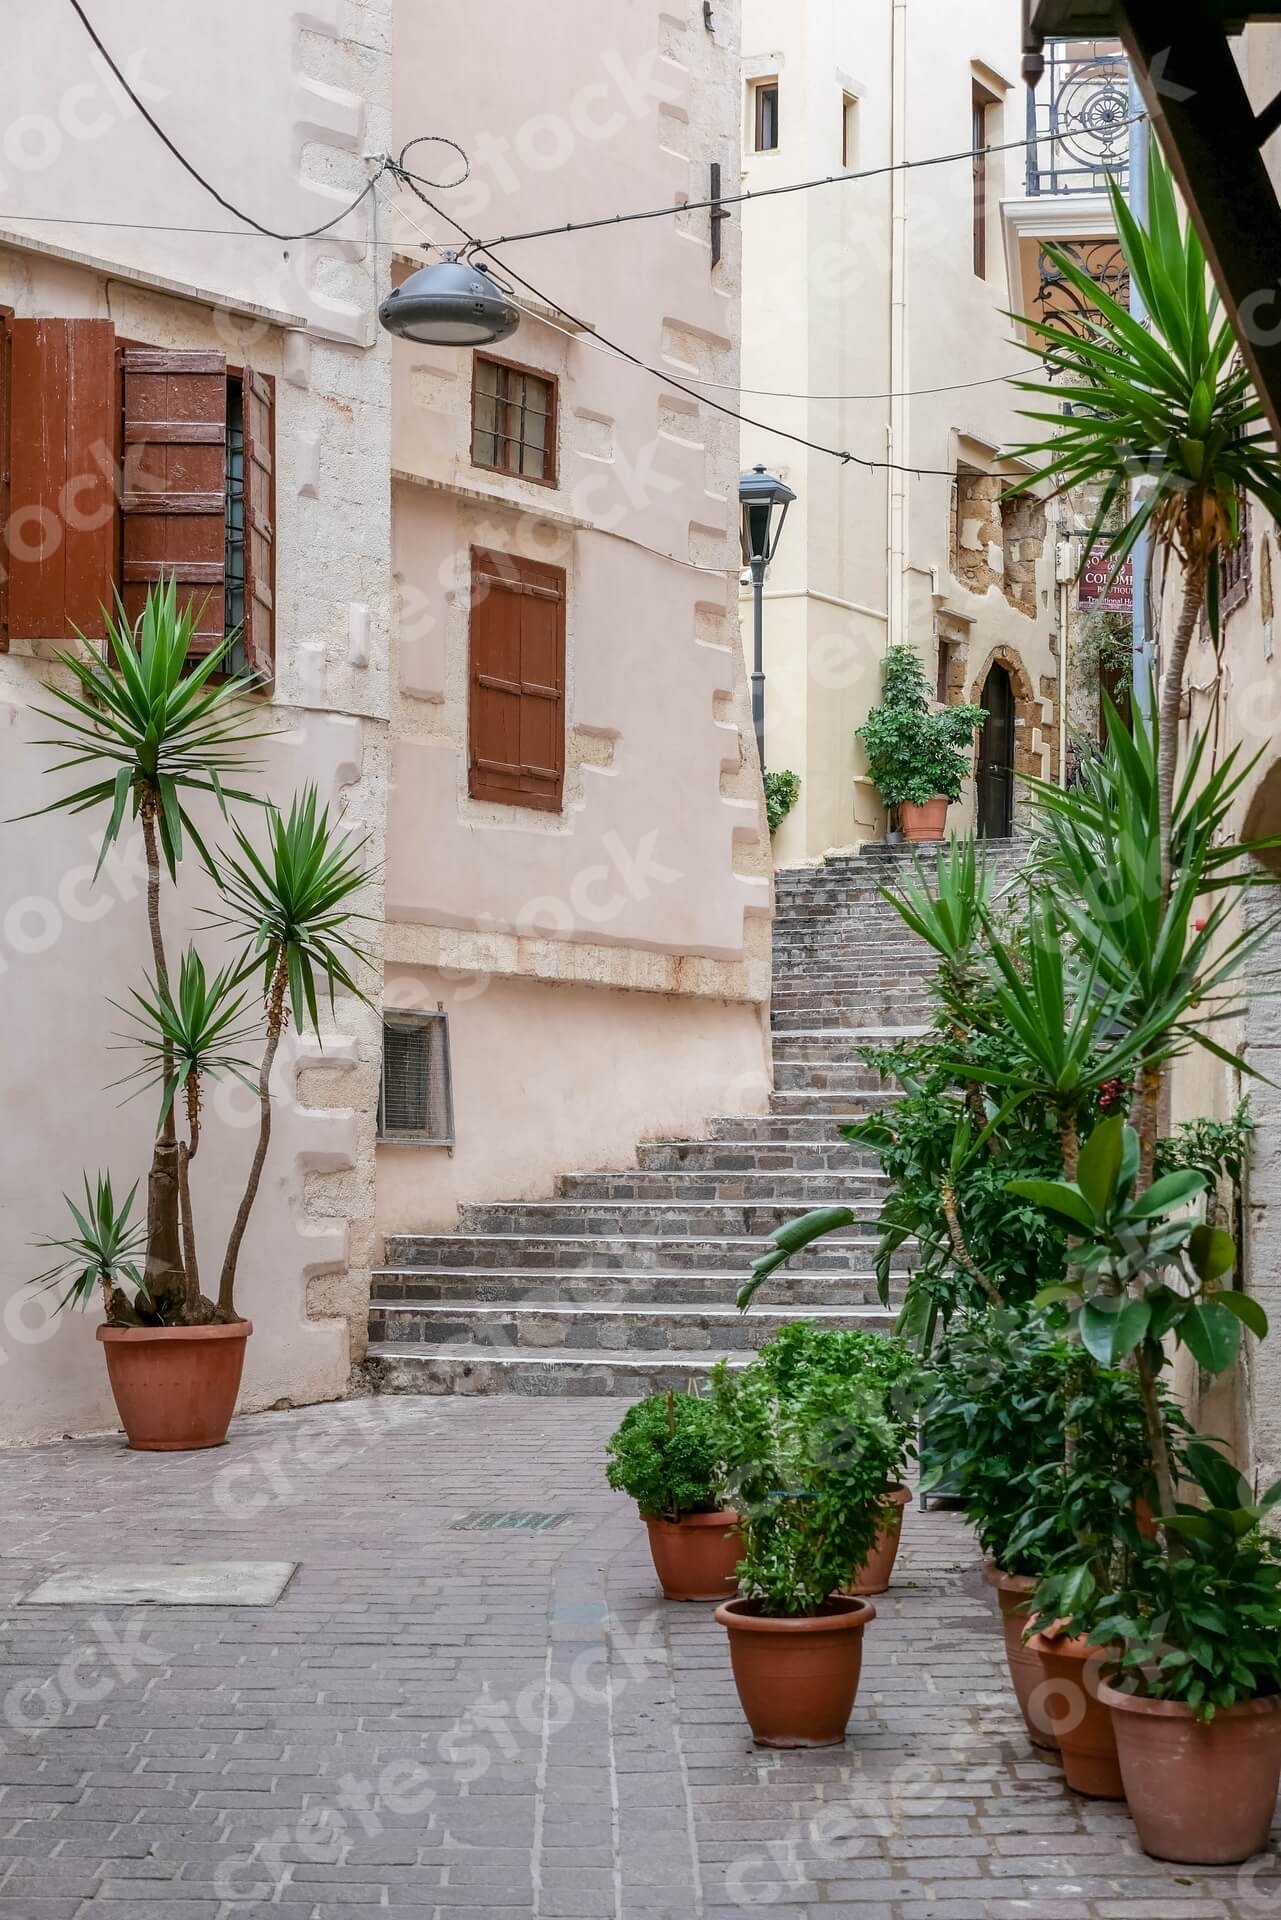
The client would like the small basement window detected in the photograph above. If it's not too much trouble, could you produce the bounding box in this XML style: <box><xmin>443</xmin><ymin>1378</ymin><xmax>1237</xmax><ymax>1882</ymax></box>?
<box><xmin>378</xmin><ymin>1010</ymin><xmax>455</xmax><ymax>1147</ymax></box>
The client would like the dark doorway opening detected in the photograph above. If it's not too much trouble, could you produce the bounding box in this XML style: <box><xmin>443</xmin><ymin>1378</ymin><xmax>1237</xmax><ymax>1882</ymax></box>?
<box><xmin>977</xmin><ymin>662</ymin><xmax>1015</xmax><ymax>839</ymax></box>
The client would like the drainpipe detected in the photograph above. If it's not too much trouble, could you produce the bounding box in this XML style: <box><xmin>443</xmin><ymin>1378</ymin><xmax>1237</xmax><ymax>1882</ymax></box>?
<box><xmin>1128</xmin><ymin>70</ymin><xmax>1154</xmax><ymax>717</ymax></box>
<box><xmin>887</xmin><ymin>0</ymin><xmax>909</xmax><ymax>655</ymax></box>
<box><xmin>1056</xmin><ymin>519</ymin><xmax>1073</xmax><ymax>786</ymax></box>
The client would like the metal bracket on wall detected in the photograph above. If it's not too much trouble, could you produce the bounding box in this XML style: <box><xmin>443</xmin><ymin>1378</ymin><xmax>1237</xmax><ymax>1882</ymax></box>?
<box><xmin>703</xmin><ymin>1</ymin><xmax>714</xmax><ymax>29</ymax></box>
<box><xmin>710</xmin><ymin>162</ymin><xmax>730</xmax><ymax>268</ymax></box>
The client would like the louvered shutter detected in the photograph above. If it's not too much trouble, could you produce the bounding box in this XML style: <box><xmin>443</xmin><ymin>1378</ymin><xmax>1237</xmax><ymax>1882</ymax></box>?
<box><xmin>0</xmin><ymin>315</ymin><xmax>10</xmax><ymax>652</ymax></box>
<box><xmin>7</xmin><ymin>318</ymin><xmax>117</xmax><ymax>641</ymax></box>
<box><xmin>241</xmin><ymin>368</ymin><xmax>275</xmax><ymax>685</ymax></box>
<box><xmin>469</xmin><ymin>548</ymin><xmax>566</xmax><ymax>812</ymax></box>
<box><xmin>121</xmin><ymin>348</ymin><xmax>226</xmax><ymax>650</ymax></box>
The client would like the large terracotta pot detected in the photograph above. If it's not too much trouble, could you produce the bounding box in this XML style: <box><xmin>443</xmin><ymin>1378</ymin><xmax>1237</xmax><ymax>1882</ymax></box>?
<box><xmin>992</xmin><ymin>1571</ymin><xmax>1060</xmax><ymax>1753</ymax></box>
<box><xmin>97</xmin><ymin>1321</ymin><xmax>252</xmax><ymax>1452</ymax></box>
<box><xmin>643</xmin><ymin>1510</ymin><xmax>740</xmax><ymax>1602</ymax></box>
<box><xmin>716</xmin><ymin>1596</ymin><xmax>876</xmax><ymax>1747</ymax></box>
<box><xmin>1099</xmin><ymin>1682</ymin><xmax>1281</xmax><ymax>1864</ymax></box>
<box><xmin>1027</xmin><ymin>1630</ymin><xmax>1123</xmax><ymax>1797</ymax></box>
<box><xmin>900</xmin><ymin>797</ymin><xmax>950</xmax><ymax>842</ymax></box>
<box><xmin>847</xmin><ymin>1487</ymin><xmax>912</xmax><ymax>1596</ymax></box>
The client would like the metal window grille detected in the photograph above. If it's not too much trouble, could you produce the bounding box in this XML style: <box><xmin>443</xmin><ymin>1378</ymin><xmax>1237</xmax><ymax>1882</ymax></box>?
<box><xmin>1025</xmin><ymin>40</ymin><xmax>1131</xmax><ymax>199</ymax></box>
<box><xmin>378</xmin><ymin>1009</ymin><xmax>454</xmax><ymax>1147</ymax></box>
<box><xmin>1222</xmin><ymin>493</ymin><xmax>1252</xmax><ymax>615</ymax></box>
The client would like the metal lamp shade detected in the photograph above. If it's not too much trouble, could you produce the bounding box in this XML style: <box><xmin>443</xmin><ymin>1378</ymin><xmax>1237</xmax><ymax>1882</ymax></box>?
<box><xmin>378</xmin><ymin>258</ymin><xmax>521</xmax><ymax>346</ymax></box>
<box><xmin>739</xmin><ymin>463</ymin><xmax>796</xmax><ymax>567</ymax></box>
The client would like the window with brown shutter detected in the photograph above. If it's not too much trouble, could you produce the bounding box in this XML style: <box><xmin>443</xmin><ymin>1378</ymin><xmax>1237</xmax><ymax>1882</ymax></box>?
<box><xmin>469</xmin><ymin>547</ymin><xmax>566</xmax><ymax>812</ymax></box>
<box><xmin>121</xmin><ymin>347</ymin><xmax>227</xmax><ymax>652</ymax></box>
<box><xmin>6</xmin><ymin>318</ymin><xmax>117</xmax><ymax>643</ymax></box>
<box><xmin>239</xmin><ymin>369</ymin><xmax>275</xmax><ymax>685</ymax></box>
<box><xmin>0</xmin><ymin>311</ymin><xmax>10</xmax><ymax>653</ymax></box>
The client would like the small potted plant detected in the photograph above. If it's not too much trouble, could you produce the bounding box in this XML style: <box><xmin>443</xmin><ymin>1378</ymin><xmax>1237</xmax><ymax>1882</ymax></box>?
<box><xmin>749</xmin><ymin>1321</ymin><xmax>923</xmax><ymax>1595</ymax></box>
<box><xmin>1091</xmin><ymin>1445</ymin><xmax>1281</xmax><ymax>1863</ymax></box>
<box><xmin>855</xmin><ymin>643</ymin><xmax>986</xmax><ymax>841</ymax></box>
<box><xmin>24</xmin><ymin>586</ymin><xmax>370</xmax><ymax>1452</ymax></box>
<box><xmin>710</xmin><ymin>1352</ymin><xmax>896</xmax><ymax>1747</ymax></box>
<box><xmin>606</xmin><ymin>1390</ymin><xmax>739</xmax><ymax>1601</ymax></box>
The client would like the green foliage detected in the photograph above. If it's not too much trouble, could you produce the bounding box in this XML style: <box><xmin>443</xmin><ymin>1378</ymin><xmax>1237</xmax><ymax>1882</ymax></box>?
<box><xmin>1007</xmin><ymin>147</ymin><xmax>1281</xmax><ymax>638</ymax></box>
<box><xmin>922</xmin><ymin>1309</ymin><xmax>1164</xmax><ymax>1579</ymax></box>
<box><xmin>21</xmin><ymin>580</ymin><xmax>266</xmax><ymax>880</ymax></box>
<box><xmin>32</xmin><ymin>1173</ymin><xmax>147</xmax><ymax>1313</ymax></box>
<box><xmin>213</xmin><ymin>786</ymin><xmax>373</xmax><ymax>1036</ymax></box>
<box><xmin>764</xmin><ymin>769</ymin><xmax>801</xmax><ymax>835</ymax></box>
<box><xmin>605</xmin><ymin>1391</ymin><xmax>726</xmax><ymax>1520</ymax></box>
<box><xmin>1012</xmin><ymin>1114</ymin><xmax>1266</xmax><ymax>1377</ymax></box>
<box><xmin>749</xmin><ymin>1320</ymin><xmax>924</xmax><ymax>1483</ymax></box>
<box><xmin>856</xmin><ymin>645</ymin><xmax>986</xmax><ymax>809</ymax></box>
<box><xmin>1156</xmin><ymin>1101</ymin><xmax>1255</xmax><ymax>1193</ymax></box>
<box><xmin>113</xmin><ymin>946</ymin><xmax>259</xmax><ymax>1131</ymax></box>
<box><xmin>713</xmin><ymin>1348</ymin><xmax>900</xmax><ymax>1616</ymax></box>
<box><xmin>1075</xmin><ymin>609</ymin><xmax>1133</xmax><ymax>683</ymax></box>
<box><xmin>1090</xmin><ymin>1447</ymin><xmax>1281</xmax><ymax>1720</ymax></box>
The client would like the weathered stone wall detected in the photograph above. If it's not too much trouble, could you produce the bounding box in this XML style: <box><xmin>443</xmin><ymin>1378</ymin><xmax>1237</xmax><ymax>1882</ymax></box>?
<box><xmin>951</xmin><ymin>470</ymin><xmax>1047</xmax><ymax>620</ymax></box>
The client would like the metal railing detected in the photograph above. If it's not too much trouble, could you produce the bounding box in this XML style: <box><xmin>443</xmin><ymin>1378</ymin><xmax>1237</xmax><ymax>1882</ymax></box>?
<box><xmin>1026</xmin><ymin>40</ymin><xmax>1130</xmax><ymax>196</ymax></box>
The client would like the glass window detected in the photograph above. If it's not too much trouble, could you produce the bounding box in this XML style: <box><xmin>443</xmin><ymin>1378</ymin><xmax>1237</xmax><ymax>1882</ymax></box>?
<box><xmin>472</xmin><ymin>357</ymin><xmax>556</xmax><ymax>485</ymax></box>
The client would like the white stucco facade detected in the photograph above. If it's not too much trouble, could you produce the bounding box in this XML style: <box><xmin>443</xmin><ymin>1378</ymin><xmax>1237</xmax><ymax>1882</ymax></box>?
<box><xmin>739</xmin><ymin>0</ymin><xmax>1071</xmax><ymax>859</ymax></box>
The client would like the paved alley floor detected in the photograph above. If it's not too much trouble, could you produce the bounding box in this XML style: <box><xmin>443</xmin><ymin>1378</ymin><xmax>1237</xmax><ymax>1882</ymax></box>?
<box><xmin>0</xmin><ymin>1393</ymin><xmax>1275</xmax><ymax>1919</ymax></box>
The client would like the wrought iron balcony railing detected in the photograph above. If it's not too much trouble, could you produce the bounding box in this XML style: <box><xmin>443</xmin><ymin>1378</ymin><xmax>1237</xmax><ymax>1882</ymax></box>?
<box><xmin>1025</xmin><ymin>39</ymin><xmax>1130</xmax><ymax>196</ymax></box>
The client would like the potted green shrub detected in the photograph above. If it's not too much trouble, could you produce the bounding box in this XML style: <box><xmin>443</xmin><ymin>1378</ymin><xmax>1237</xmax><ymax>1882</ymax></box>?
<box><xmin>710</xmin><ymin>1351</ymin><xmax>896</xmax><ymax>1747</ymax></box>
<box><xmin>1091</xmin><ymin>1446</ymin><xmax>1281</xmax><ymax>1863</ymax></box>
<box><xmin>750</xmin><ymin>1321</ymin><xmax>923</xmax><ymax>1595</ymax></box>
<box><xmin>24</xmin><ymin>585</ymin><xmax>370</xmax><ymax>1451</ymax></box>
<box><xmin>605</xmin><ymin>1390</ymin><xmax>739</xmax><ymax>1601</ymax></box>
<box><xmin>855</xmin><ymin>644</ymin><xmax>986</xmax><ymax>842</ymax></box>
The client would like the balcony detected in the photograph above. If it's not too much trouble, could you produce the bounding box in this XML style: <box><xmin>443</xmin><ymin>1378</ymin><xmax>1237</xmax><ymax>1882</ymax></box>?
<box><xmin>1025</xmin><ymin>39</ymin><xmax>1130</xmax><ymax>197</ymax></box>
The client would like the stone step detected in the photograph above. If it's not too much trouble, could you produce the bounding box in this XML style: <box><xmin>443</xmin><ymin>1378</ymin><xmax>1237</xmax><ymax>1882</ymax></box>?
<box><xmin>707</xmin><ymin>1111</ymin><xmax>880</xmax><ymax>1141</ymax></box>
<box><xmin>372</xmin><ymin>1266</ymin><xmax>890</xmax><ymax>1306</ymax></box>
<box><xmin>365</xmin><ymin>1322</ymin><xmax>895</xmax><ymax>1399</ymax></box>
<box><xmin>772</xmin><ymin>1062</ymin><xmax>894</xmax><ymax>1093</ymax></box>
<box><xmin>366</xmin><ymin>1298</ymin><xmax>893</xmax><ymax>1353</ymax></box>
<box><xmin>456</xmin><ymin>1197</ymin><xmax>883</xmax><ymax>1237</ymax></box>
<box><xmin>557</xmin><ymin>1168</ymin><xmax>883</xmax><ymax>1202</ymax></box>
<box><xmin>768</xmin><ymin>1089</ymin><xmax>901</xmax><ymax>1117</ymax></box>
<box><xmin>638</xmin><ymin>1138</ymin><xmax>880</xmax><ymax>1172</ymax></box>
<box><xmin>382</xmin><ymin>1232</ymin><xmax>907</xmax><ymax>1274</ymax></box>
<box><xmin>771</xmin><ymin>1031</ymin><xmax>923</xmax><ymax>1061</ymax></box>
<box><xmin>771</xmin><ymin>1008</ymin><xmax>932</xmax><ymax>1031</ymax></box>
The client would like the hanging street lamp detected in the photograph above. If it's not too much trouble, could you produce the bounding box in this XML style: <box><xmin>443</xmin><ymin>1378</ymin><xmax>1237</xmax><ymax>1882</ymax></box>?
<box><xmin>739</xmin><ymin>462</ymin><xmax>796</xmax><ymax>776</ymax></box>
<box><xmin>378</xmin><ymin>253</ymin><xmax>520</xmax><ymax>346</ymax></box>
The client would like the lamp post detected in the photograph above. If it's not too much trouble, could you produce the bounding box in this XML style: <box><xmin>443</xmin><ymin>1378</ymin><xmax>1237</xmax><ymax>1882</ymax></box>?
<box><xmin>378</xmin><ymin>252</ymin><xmax>521</xmax><ymax>346</ymax></box>
<box><xmin>739</xmin><ymin>463</ymin><xmax>796</xmax><ymax>775</ymax></box>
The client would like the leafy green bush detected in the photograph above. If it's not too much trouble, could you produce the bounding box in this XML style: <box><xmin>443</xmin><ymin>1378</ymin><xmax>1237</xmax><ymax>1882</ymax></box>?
<box><xmin>712</xmin><ymin>1345</ymin><xmax>900</xmax><ymax>1615</ymax></box>
<box><xmin>1090</xmin><ymin>1445</ymin><xmax>1281</xmax><ymax>1720</ymax></box>
<box><xmin>922</xmin><ymin>1309</ymin><xmax>1162</xmax><ymax>1579</ymax></box>
<box><xmin>751</xmin><ymin>1320</ymin><xmax>923</xmax><ymax>1485</ymax></box>
<box><xmin>764</xmin><ymin>769</ymin><xmax>801</xmax><ymax>835</ymax></box>
<box><xmin>856</xmin><ymin>644</ymin><xmax>986</xmax><ymax>809</ymax></box>
<box><xmin>605</xmin><ymin>1391</ymin><xmax>726</xmax><ymax>1520</ymax></box>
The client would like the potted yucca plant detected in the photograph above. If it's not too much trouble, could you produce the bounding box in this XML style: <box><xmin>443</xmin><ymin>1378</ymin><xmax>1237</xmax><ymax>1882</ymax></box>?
<box><xmin>22</xmin><ymin>584</ymin><xmax>371</xmax><ymax>1450</ymax></box>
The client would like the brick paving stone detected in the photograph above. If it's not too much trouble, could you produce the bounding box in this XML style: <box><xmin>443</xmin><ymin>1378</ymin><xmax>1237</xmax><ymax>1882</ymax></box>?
<box><xmin>0</xmin><ymin>1397</ymin><xmax>1275</xmax><ymax>1919</ymax></box>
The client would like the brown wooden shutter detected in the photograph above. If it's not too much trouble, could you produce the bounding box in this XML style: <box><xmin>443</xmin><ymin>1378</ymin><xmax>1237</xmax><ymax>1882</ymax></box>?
<box><xmin>0</xmin><ymin>313</ymin><xmax>10</xmax><ymax>652</ymax></box>
<box><xmin>469</xmin><ymin>547</ymin><xmax>566</xmax><ymax>812</ymax></box>
<box><xmin>7</xmin><ymin>318</ymin><xmax>117</xmax><ymax>642</ymax></box>
<box><xmin>241</xmin><ymin>368</ymin><xmax>275</xmax><ymax>686</ymax></box>
<box><xmin>121</xmin><ymin>347</ymin><xmax>226</xmax><ymax>650</ymax></box>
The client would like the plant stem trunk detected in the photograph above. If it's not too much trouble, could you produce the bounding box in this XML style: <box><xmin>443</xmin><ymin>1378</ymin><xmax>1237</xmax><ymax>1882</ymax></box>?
<box><xmin>1134</xmin><ymin>1341</ymin><xmax>1179</xmax><ymax>1528</ymax></box>
<box><xmin>139</xmin><ymin>802</ymin><xmax>192</xmax><ymax>1322</ymax></box>
<box><xmin>1157</xmin><ymin>562</ymin><xmax>1206</xmax><ymax>903</ymax></box>
<box><xmin>218</xmin><ymin>960</ymin><xmax>288</xmax><ymax>1320</ymax></box>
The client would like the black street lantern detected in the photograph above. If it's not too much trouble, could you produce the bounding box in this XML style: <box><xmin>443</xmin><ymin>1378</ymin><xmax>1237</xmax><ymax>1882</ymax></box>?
<box><xmin>739</xmin><ymin>463</ymin><xmax>796</xmax><ymax>777</ymax></box>
<box><xmin>378</xmin><ymin>253</ymin><xmax>520</xmax><ymax>346</ymax></box>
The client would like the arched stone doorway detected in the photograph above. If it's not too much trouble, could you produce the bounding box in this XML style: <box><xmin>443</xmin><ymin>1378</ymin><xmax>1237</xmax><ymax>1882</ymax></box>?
<box><xmin>968</xmin><ymin>644</ymin><xmax>1046</xmax><ymax>832</ymax></box>
<box><xmin>976</xmin><ymin>662</ymin><xmax>1015</xmax><ymax>838</ymax></box>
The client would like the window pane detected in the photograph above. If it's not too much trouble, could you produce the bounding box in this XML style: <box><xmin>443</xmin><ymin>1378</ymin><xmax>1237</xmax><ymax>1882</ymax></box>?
<box><xmin>755</xmin><ymin>83</ymin><xmax>779</xmax><ymax>151</ymax></box>
<box><xmin>521</xmin><ymin>441</ymin><xmax>546</xmax><ymax>480</ymax></box>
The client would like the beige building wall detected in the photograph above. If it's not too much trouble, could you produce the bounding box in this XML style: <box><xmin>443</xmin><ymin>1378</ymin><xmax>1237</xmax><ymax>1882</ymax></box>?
<box><xmin>740</xmin><ymin>0</ymin><xmax>1065</xmax><ymax>860</ymax></box>
<box><xmin>379</xmin><ymin>0</ymin><xmax>771</xmax><ymax>1235</ymax></box>
<box><xmin>0</xmin><ymin>1</ymin><xmax>392</xmax><ymax>1442</ymax></box>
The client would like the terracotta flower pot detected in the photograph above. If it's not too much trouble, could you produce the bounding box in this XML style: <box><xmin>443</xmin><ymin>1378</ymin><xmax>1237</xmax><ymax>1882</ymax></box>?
<box><xmin>715</xmin><ymin>1596</ymin><xmax>876</xmax><ymax>1748</ymax></box>
<box><xmin>1099</xmin><ymin>1681</ymin><xmax>1281</xmax><ymax>1864</ymax></box>
<box><xmin>846</xmin><ymin>1487</ymin><xmax>912</xmax><ymax>1596</ymax></box>
<box><xmin>97</xmin><ymin>1321</ymin><xmax>252</xmax><ymax>1451</ymax></box>
<box><xmin>1027</xmin><ymin>1630</ymin><xmax>1124</xmax><ymax>1797</ymax></box>
<box><xmin>993</xmin><ymin>1572</ymin><xmax>1060</xmax><ymax>1753</ymax></box>
<box><xmin>643</xmin><ymin>1509</ymin><xmax>740</xmax><ymax>1602</ymax></box>
<box><xmin>900</xmin><ymin>797</ymin><xmax>950</xmax><ymax>842</ymax></box>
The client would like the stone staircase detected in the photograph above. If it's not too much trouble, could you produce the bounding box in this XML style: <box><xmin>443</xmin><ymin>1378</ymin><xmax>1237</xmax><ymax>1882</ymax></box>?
<box><xmin>365</xmin><ymin>843</ymin><xmax>1018</xmax><ymax>1396</ymax></box>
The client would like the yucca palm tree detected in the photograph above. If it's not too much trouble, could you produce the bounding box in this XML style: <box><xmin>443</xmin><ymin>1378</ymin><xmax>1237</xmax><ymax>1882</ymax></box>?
<box><xmin>1006</xmin><ymin>146</ymin><xmax>1281</xmax><ymax>903</ymax></box>
<box><xmin>23</xmin><ymin>584</ymin><xmax>267</xmax><ymax>1320</ymax></box>
<box><xmin>210</xmin><ymin>788</ymin><xmax>372</xmax><ymax>1318</ymax></box>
